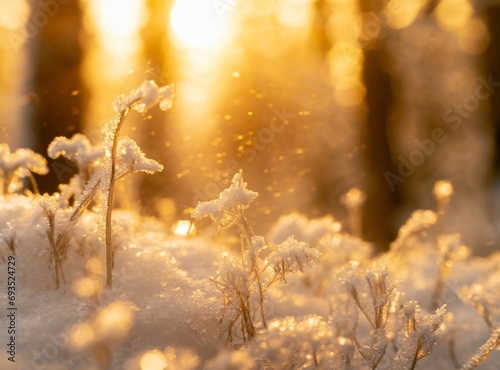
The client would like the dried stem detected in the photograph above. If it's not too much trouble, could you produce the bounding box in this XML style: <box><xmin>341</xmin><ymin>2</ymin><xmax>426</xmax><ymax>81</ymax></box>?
<box><xmin>43</xmin><ymin>207</ymin><xmax>66</xmax><ymax>289</ymax></box>
<box><xmin>238</xmin><ymin>209</ymin><xmax>267</xmax><ymax>328</ymax></box>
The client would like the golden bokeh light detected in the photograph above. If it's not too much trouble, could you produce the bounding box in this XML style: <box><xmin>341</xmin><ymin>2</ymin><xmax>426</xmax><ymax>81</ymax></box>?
<box><xmin>276</xmin><ymin>0</ymin><xmax>313</xmax><ymax>29</ymax></box>
<box><xmin>328</xmin><ymin>0</ymin><xmax>365</xmax><ymax>107</ymax></box>
<box><xmin>73</xmin><ymin>276</ymin><xmax>102</xmax><ymax>298</ymax></box>
<box><xmin>95</xmin><ymin>301</ymin><xmax>134</xmax><ymax>338</ymax></box>
<box><xmin>70</xmin><ymin>323</ymin><xmax>95</xmax><ymax>348</ymax></box>
<box><xmin>458</xmin><ymin>18</ymin><xmax>490</xmax><ymax>55</ymax></box>
<box><xmin>385</xmin><ymin>0</ymin><xmax>426</xmax><ymax>30</ymax></box>
<box><xmin>170</xmin><ymin>0</ymin><xmax>229</xmax><ymax>50</ymax></box>
<box><xmin>140</xmin><ymin>350</ymin><xmax>167</xmax><ymax>370</ymax></box>
<box><xmin>0</xmin><ymin>0</ymin><xmax>29</xmax><ymax>30</ymax></box>
<box><xmin>173</xmin><ymin>220</ymin><xmax>195</xmax><ymax>236</ymax></box>
<box><xmin>435</xmin><ymin>0</ymin><xmax>473</xmax><ymax>32</ymax></box>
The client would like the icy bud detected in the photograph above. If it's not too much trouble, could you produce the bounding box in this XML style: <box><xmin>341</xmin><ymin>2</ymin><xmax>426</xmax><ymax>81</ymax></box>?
<box><xmin>113</xmin><ymin>80</ymin><xmax>175</xmax><ymax>113</ymax></box>
<box><xmin>48</xmin><ymin>134</ymin><xmax>103</xmax><ymax>169</ymax></box>
<box><xmin>433</xmin><ymin>180</ymin><xmax>453</xmax><ymax>203</ymax></box>
<box><xmin>192</xmin><ymin>170</ymin><xmax>258</xmax><ymax>222</ymax></box>
<box><xmin>341</xmin><ymin>188</ymin><xmax>366</xmax><ymax>209</ymax></box>
<box><xmin>117</xmin><ymin>137</ymin><xmax>163</xmax><ymax>176</ymax></box>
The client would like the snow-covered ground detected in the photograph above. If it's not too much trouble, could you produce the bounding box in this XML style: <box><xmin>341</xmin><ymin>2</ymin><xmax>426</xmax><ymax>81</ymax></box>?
<box><xmin>1</xmin><ymin>82</ymin><xmax>500</xmax><ymax>370</ymax></box>
<box><xmin>1</xmin><ymin>178</ymin><xmax>500</xmax><ymax>369</ymax></box>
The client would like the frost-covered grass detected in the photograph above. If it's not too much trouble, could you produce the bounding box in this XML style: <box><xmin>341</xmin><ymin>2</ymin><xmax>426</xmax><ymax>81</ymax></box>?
<box><xmin>1</xmin><ymin>82</ymin><xmax>500</xmax><ymax>370</ymax></box>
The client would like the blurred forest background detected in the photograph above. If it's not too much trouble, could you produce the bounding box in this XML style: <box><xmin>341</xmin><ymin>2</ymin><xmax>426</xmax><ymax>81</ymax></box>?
<box><xmin>1</xmin><ymin>0</ymin><xmax>500</xmax><ymax>254</ymax></box>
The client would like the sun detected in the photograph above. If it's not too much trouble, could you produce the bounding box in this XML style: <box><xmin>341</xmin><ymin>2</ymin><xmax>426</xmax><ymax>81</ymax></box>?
<box><xmin>170</xmin><ymin>0</ymin><xmax>229</xmax><ymax>50</ymax></box>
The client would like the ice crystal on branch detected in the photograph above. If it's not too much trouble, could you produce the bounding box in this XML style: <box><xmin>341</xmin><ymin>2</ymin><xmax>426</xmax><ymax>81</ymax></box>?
<box><xmin>112</xmin><ymin>80</ymin><xmax>175</xmax><ymax>114</ymax></box>
<box><xmin>48</xmin><ymin>134</ymin><xmax>103</xmax><ymax>171</ymax></box>
<box><xmin>192</xmin><ymin>170</ymin><xmax>258</xmax><ymax>225</ymax></box>
<box><xmin>393</xmin><ymin>302</ymin><xmax>447</xmax><ymax>369</ymax></box>
<box><xmin>116</xmin><ymin>137</ymin><xmax>164</xmax><ymax>178</ymax></box>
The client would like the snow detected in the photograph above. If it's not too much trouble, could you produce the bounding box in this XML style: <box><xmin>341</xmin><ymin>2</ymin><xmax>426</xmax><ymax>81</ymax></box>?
<box><xmin>2</xmin><ymin>84</ymin><xmax>500</xmax><ymax>370</ymax></box>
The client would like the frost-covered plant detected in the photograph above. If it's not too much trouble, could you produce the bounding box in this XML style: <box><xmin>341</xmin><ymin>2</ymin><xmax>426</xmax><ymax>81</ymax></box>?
<box><xmin>0</xmin><ymin>143</ymin><xmax>48</xmax><ymax>195</ymax></box>
<box><xmin>433</xmin><ymin>180</ymin><xmax>453</xmax><ymax>237</ymax></box>
<box><xmin>265</xmin><ymin>236</ymin><xmax>320</xmax><ymax>285</ymax></box>
<box><xmin>254</xmin><ymin>314</ymin><xmax>337</xmax><ymax>369</ymax></box>
<box><xmin>209</xmin><ymin>255</ymin><xmax>256</xmax><ymax>342</ymax></box>
<box><xmin>341</xmin><ymin>188</ymin><xmax>366</xmax><ymax>238</ymax></box>
<box><xmin>431</xmin><ymin>233</ymin><xmax>469</xmax><ymax>309</ymax></box>
<box><xmin>337</xmin><ymin>262</ymin><xmax>447</xmax><ymax>369</ymax></box>
<box><xmin>193</xmin><ymin>172</ymin><xmax>322</xmax><ymax>342</ymax></box>
<box><xmin>460</xmin><ymin>327</ymin><xmax>500</xmax><ymax>370</ymax></box>
<box><xmin>115</xmin><ymin>136</ymin><xmax>163</xmax><ymax>179</ymax></box>
<box><xmin>67</xmin><ymin>81</ymin><xmax>173</xmax><ymax>288</ymax></box>
<box><xmin>389</xmin><ymin>209</ymin><xmax>438</xmax><ymax>255</ymax></box>
<box><xmin>102</xmin><ymin>81</ymin><xmax>174</xmax><ymax>288</ymax></box>
<box><xmin>392</xmin><ymin>301</ymin><xmax>446</xmax><ymax>369</ymax></box>
<box><xmin>0</xmin><ymin>224</ymin><xmax>16</xmax><ymax>262</ymax></box>
<box><xmin>193</xmin><ymin>171</ymin><xmax>268</xmax><ymax>335</ymax></box>
<box><xmin>48</xmin><ymin>133</ymin><xmax>103</xmax><ymax>202</ymax></box>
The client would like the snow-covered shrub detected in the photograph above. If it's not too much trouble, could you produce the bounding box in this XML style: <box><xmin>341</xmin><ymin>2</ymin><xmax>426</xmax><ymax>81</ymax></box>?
<box><xmin>193</xmin><ymin>172</ymin><xmax>322</xmax><ymax>343</ymax></box>
<box><xmin>193</xmin><ymin>171</ymin><xmax>268</xmax><ymax>339</ymax></box>
<box><xmin>265</xmin><ymin>236</ymin><xmax>320</xmax><ymax>284</ymax></box>
<box><xmin>254</xmin><ymin>314</ymin><xmax>337</xmax><ymax>369</ymax></box>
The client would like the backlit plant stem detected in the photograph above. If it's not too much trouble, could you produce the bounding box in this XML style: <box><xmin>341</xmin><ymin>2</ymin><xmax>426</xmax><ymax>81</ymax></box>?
<box><xmin>238</xmin><ymin>209</ymin><xmax>267</xmax><ymax>329</ymax></box>
<box><xmin>105</xmin><ymin>99</ymin><xmax>140</xmax><ymax>288</ymax></box>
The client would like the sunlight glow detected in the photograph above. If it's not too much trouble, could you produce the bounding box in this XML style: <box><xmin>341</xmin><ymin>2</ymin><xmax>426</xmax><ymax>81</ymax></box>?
<box><xmin>328</xmin><ymin>0</ymin><xmax>365</xmax><ymax>107</ymax></box>
<box><xmin>170</xmin><ymin>0</ymin><xmax>229</xmax><ymax>49</ymax></box>
<box><xmin>90</xmin><ymin>0</ymin><xmax>144</xmax><ymax>48</ymax></box>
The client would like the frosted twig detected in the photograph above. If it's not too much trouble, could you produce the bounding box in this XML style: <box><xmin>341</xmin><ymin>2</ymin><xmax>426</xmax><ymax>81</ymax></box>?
<box><xmin>103</xmin><ymin>81</ymin><xmax>174</xmax><ymax>288</ymax></box>
<box><xmin>460</xmin><ymin>327</ymin><xmax>500</xmax><ymax>370</ymax></box>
